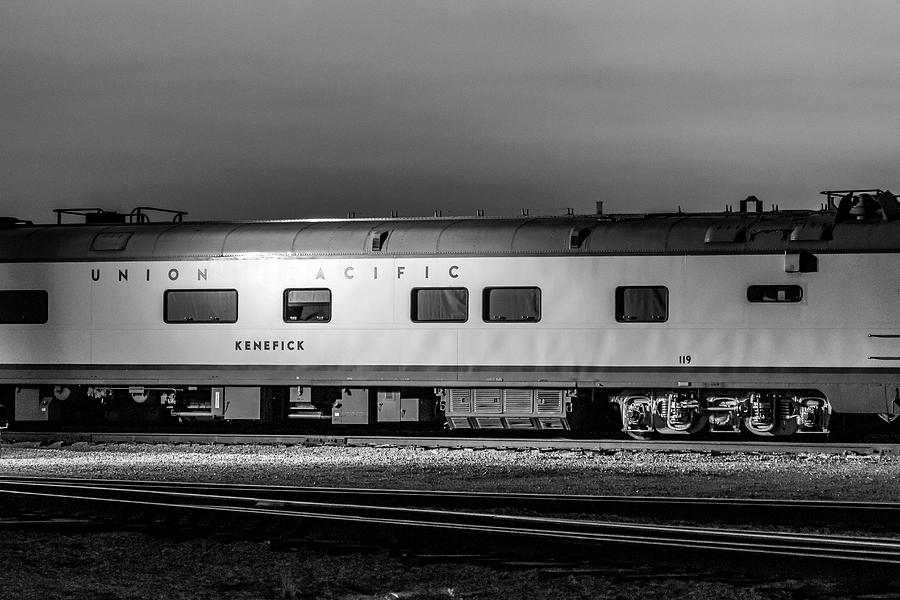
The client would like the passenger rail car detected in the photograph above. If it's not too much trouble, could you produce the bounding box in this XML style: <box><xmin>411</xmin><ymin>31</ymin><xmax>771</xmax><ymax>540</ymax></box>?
<box><xmin>0</xmin><ymin>192</ymin><xmax>899</xmax><ymax>438</ymax></box>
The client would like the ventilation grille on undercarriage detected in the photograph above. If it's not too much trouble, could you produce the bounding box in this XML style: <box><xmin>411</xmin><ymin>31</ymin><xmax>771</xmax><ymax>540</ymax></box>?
<box><xmin>442</xmin><ymin>388</ymin><xmax>570</xmax><ymax>430</ymax></box>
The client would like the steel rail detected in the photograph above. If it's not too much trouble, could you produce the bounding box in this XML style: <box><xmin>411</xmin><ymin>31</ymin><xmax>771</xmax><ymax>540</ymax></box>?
<box><xmin>0</xmin><ymin>478</ymin><xmax>898</xmax><ymax>567</ymax></box>
<box><xmin>1</xmin><ymin>475</ymin><xmax>897</xmax><ymax>527</ymax></box>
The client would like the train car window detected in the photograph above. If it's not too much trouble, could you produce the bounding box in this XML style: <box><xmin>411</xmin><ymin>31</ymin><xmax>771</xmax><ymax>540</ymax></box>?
<box><xmin>0</xmin><ymin>290</ymin><xmax>48</xmax><ymax>324</ymax></box>
<box><xmin>747</xmin><ymin>285</ymin><xmax>803</xmax><ymax>303</ymax></box>
<box><xmin>283</xmin><ymin>288</ymin><xmax>331</xmax><ymax>322</ymax></box>
<box><xmin>164</xmin><ymin>289</ymin><xmax>238</xmax><ymax>323</ymax></box>
<box><xmin>615</xmin><ymin>286</ymin><xmax>668</xmax><ymax>322</ymax></box>
<box><xmin>482</xmin><ymin>287</ymin><xmax>541</xmax><ymax>322</ymax></box>
<box><xmin>411</xmin><ymin>288</ymin><xmax>468</xmax><ymax>322</ymax></box>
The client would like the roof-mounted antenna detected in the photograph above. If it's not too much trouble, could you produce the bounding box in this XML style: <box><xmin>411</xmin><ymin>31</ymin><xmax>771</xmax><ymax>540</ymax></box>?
<box><xmin>739</xmin><ymin>196</ymin><xmax>762</xmax><ymax>213</ymax></box>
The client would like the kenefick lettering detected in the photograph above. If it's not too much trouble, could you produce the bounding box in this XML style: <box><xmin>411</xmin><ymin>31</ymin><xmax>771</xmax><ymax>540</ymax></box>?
<box><xmin>234</xmin><ymin>340</ymin><xmax>305</xmax><ymax>351</ymax></box>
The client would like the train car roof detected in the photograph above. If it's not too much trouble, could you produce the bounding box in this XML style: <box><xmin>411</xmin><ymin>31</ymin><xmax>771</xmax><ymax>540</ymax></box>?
<box><xmin>0</xmin><ymin>208</ymin><xmax>898</xmax><ymax>261</ymax></box>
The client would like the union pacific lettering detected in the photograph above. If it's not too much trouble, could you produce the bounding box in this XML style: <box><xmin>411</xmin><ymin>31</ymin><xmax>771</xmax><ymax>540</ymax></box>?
<box><xmin>317</xmin><ymin>264</ymin><xmax>460</xmax><ymax>280</ymax></box>
<box><xmin>89</xmin><ymin>263</ymin><xmax>461</xmax><ymax>282</ymax></box>
<box><xmin>90</xmin><ymin>267</ymin><xmax>208</xmax><ymax>282</ymax></box>
<box><xmin>235</xmin><ymin>340</ymin><xmax>305</xmax><ymax>351</ymax></box>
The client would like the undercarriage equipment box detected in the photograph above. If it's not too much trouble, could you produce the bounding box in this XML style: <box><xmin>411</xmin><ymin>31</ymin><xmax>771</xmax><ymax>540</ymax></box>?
<box><xmin>222</xmin><ymin>387</ymin><xmax>261</xmax><ymax>420</ymax></box>
<box><xmin>332</xmin><ymin>388</ymin><xmax>374</xmax><ymax>424</ymax></box>
<box><xmin>377</xmin><ymin>391</ymin><xmax>434</xmax><ymax>422</ymax></box>
<box><xmin>14</xmin><ymin>388</ymin><xmax>49</xmax><ymax>422</ymax></box>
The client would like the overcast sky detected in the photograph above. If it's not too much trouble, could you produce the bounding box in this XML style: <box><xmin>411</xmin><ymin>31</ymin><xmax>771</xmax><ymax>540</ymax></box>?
<box><xmin>2</xmin><ymin>1</ymin><xmax>899</xmax><ymax>222</ymax></box>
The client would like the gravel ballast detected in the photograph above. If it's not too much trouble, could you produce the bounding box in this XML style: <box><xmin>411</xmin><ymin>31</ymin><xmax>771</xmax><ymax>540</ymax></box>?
<box><xmin>1</xmin><ymin>442</ymin><xmax>898</xmax><ymax>499</ymax></box>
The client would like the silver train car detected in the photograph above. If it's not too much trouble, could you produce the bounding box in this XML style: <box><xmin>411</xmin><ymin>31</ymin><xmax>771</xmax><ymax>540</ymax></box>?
<box><xmin>1</xmin><ymin>190</ymin><xmax>898</xmax><ymax>438</ymax></box>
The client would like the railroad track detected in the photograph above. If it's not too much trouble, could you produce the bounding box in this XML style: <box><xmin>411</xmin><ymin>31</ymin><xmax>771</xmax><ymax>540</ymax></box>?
<box><xmin>4</xmin><ymin>431</ymin><xmax>900</xmax><ymax>454</ymax></box>
<box><xmin>3</xmin><ymin>475</ymin><xmax>900</xmax><ymax>530</ymax></box>
<box><xmin>0</xmin><ymin>476</ymin><xmax>898</xmax><ymax>579</ymax></box>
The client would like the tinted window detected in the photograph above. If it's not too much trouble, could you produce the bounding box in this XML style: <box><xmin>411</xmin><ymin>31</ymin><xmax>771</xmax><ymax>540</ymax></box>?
<box><xmin>0</xmin><ymin>290</ymin><xmax>48</xmax><ymax>324</ymax></box>
<box><xmin>284</xmin><ymin>288</ymin><xmax>331</xmax><ymax>322</ymax></box>
<box><xmin>411</xmin><ymin>288</ymin><xmax>468</xmax><ymax>322</ymax></box>
<box><xmin>747</xmin><ymin>285</ymin><xmax>803</xmax><ymax>303</ymax></box>
<box><xmin>616</xmin><ymin>286</ymin><xmax>668</xmax><ymax>322</ymax></box>
<box><xmin>483</xmin><ymin>287</ymin><xmax>541</xmax><ymax>322</ymax></box>
<box><xmin>164</xmin><ymin>289</ymin><xmax>237</xmax><ymax>323</ymax></box>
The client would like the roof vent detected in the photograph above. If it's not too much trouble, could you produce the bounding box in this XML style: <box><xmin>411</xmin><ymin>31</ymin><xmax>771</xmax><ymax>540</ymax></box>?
<box><xmin>370</xmin><ymin>230</ymin><xmax>389</xmax><ymax>252</ymax></box>
<box><xmin>790</xmin><ymin>222</ymin><xmax>832</xmax><ymax>241</ymax></box>
<box><xmin>705</xmin><ymin>223</ymin><xmax>746</xmax><ymax>243</ymax></box>
<box><xmin>569</xmin><ymin>227</ymin><xmax>591</xmax><ymax>249</ymax></box>
<box><xmin>91</xmin><ymin>231</ymin><xmax>134</xmax><ymax>251</ymax></box>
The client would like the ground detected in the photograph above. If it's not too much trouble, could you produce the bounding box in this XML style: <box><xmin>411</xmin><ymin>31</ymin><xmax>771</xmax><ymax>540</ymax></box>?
<box><xmin>0</xmin><ymin>443</ymin><xmax>898</xmax><ymax>599</ymax></box>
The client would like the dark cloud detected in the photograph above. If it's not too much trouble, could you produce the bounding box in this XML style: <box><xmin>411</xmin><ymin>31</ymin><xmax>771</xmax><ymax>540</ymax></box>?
<box><xmin>2</xmin><ymin>1</ymin><xmax>900</xmax><ymax>222</ymax></box>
